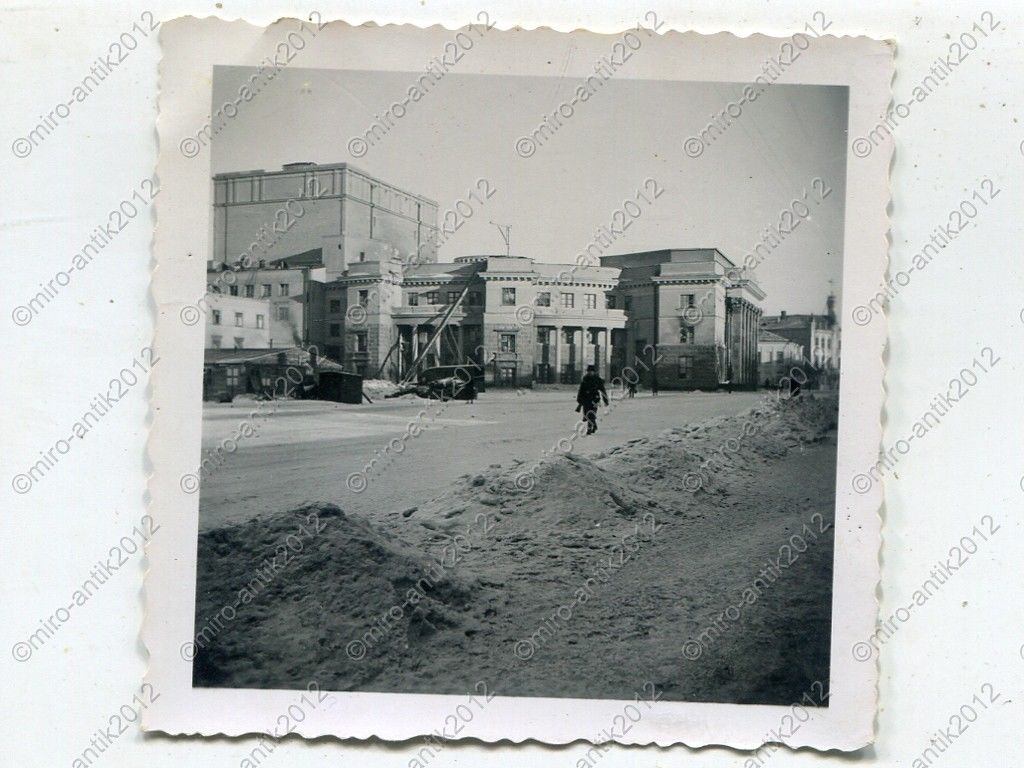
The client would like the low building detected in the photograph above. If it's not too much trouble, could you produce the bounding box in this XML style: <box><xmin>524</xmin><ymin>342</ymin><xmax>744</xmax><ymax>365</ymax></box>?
<box><xmin>758</xmin><ymin>330</ymin><xmax>804</xmax><ymax>386</ymax></box>
<box><xmin>203</xmin><ymin>294</ymin><xmax>271</xmax><ymax>350</ymax></box>
<box><xmin>760</xmin><ymin>293</ymin><xmax>841</xmax><ymax>389</ymax></box>
<box><xmin>206</xmin><ymin>249</ymin><xmax>326</xmax><ymax>348</ymax></box>
<box><xmin>202</xmin><ymin>347</ymin><xmax>346</xmax><ymax>402</ymax></box>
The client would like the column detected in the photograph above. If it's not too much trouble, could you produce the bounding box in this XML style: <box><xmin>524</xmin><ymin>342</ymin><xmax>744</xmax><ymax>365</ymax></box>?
<box><xmin>599</xmin><ymin>328</ymin><xmax>609</xmax><ymax>379</ymax></box>
<box><xmin>554</xmin><ymin>324</ymin><xmax>563</xmax><ymax>383</ymax></box>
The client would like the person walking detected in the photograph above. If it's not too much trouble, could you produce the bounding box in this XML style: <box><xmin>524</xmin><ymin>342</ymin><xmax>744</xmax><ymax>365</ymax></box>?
<box><xmin>576</xmin><ymin>364</ymin><xmax>609</xmax><ymax>435</ymax></box>
<box><xmin>627</xmin><ymin>379</ymin><xmax>637</xmax><ymax>398</ymax></box>
<box><xmin>462</xmin><ymin>374</ymin><xmax>477</xmax><ymax>404</ymax></box>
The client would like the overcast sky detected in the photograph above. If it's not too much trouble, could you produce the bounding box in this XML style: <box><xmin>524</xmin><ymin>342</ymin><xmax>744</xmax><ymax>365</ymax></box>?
<box><xmin>211</xmin><ymin>67</ymin><xmax>847</xmax><ymax>316</ymax></box>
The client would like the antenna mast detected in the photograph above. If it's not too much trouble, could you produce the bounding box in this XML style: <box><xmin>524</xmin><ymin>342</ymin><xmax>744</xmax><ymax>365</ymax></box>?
<box><xmin>490</xmin><ymin>221</ymin><xmax>511</xmax><ymax>257</ymax></box>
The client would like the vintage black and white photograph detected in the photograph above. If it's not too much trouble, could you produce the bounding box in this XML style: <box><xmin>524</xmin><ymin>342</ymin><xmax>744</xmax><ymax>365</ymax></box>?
<box><xmin>145</xmin><ymin>18</ymin><xmax>889</xmax><ymax>748</ymax></box>
<box><xmin>188</xmin><ymin>62</ymin><xmax>846</xmax><ymax>701</ymax></box>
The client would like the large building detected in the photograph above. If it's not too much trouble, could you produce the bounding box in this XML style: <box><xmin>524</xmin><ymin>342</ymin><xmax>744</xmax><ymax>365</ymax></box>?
<box><xmin>602</xmin><ymin>249</ymin><xmax>765</xmax><ymax>390</ymax></box>
<box><xmin>322</xmin><ymin>254</ymin><xmax>627</xmax><ymax>384</ymax></box>
<box><xmin>212</xmin><ymin>162</ymin><xmax>440</xmax><ymax>279</ymax></box>
<box><xmin>204</xmin><ymin>166</ymin><xmax>767</xmax><ymax>390</ymax></box>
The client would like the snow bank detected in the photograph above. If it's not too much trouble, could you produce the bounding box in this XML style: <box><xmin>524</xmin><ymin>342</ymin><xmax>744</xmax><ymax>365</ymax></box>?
<box><xmin>361</xmin><ymin>378</ymin><xmax>401</xmax><ymax>399</ymax></box>
<box><xmin>193</xmin><ymin>396</ymin><xmax>839</xmax><ymax>693</ymax></box>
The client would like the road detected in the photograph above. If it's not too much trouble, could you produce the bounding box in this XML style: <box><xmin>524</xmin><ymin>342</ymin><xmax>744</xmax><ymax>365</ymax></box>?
<box><xmin>198</xmin><ymin>388</ymin><xmax>764</xmax><ymax>530</ymax></box>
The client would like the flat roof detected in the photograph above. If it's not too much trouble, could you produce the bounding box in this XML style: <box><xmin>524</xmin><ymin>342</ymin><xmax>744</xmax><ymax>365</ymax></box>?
<box><xmin>212</xmin><ymin>162</ymin><xmax>439</xmax><ymax>206</ymax></box>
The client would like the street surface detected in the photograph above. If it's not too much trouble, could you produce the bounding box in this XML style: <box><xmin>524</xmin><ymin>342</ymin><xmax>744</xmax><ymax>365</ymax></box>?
<box><xmin>198</xmin><ymin>388</ymin><xmax>764</xmax><ymax>530</ymax></box>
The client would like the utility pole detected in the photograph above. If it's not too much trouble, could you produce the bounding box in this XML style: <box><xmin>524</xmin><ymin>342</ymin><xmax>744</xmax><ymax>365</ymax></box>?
<box><xmin>490</xmin><ymin>221</ymin><xmax>511</xmax><ymax>257</ymax></box>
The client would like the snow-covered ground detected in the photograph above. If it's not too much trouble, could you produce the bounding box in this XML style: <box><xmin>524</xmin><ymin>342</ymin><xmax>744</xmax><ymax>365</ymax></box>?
<box><xmin>193</xmin><ymin>392</ymin><xmax>839</xmax><ymax>704</ymax></box>
<box><xmin>197</xmin><ymin>388</ymin><xmax>766</xmax><ymax>530</ymax></box>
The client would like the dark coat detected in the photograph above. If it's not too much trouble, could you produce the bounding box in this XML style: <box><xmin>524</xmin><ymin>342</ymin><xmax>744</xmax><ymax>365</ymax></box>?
<box><xmin>576</xmin><ymin>372</ymin><xmax>609</xmax><ymax>407</ymax></box>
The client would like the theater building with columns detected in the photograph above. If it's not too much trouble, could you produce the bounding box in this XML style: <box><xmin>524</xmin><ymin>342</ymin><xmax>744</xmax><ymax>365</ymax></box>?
<box><xmin>315</xmin><ymin>249</ymin><xmax>764</xmax><ymax>390</ymax></box>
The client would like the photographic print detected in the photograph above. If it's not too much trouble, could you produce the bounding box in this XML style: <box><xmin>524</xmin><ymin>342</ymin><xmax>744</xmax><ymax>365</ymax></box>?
<box><xmin>145</xmin><ymin>17</ymin><xmax>890</xmax><ymax>749</ymax></box>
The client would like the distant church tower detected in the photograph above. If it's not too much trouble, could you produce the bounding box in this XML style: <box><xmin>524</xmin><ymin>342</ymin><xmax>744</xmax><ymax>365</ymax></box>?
<box><xmin>825</xmin><ymin>284</ymin><xmax>837</xmax><ymax>329</ymax></box>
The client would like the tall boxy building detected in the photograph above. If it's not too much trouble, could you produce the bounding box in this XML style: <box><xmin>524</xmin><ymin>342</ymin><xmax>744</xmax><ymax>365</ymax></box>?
<box><xmin>211</xmin><ymin>162</ymin><xmax>440</xmax><ymax>279</ymax></box>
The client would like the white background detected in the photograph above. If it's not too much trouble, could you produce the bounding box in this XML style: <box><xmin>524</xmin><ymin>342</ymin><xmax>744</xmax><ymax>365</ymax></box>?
<box><xmin>1</xmin><ymin>1</ymin><xmax>1021</xmax><ymax>766</ymax></box>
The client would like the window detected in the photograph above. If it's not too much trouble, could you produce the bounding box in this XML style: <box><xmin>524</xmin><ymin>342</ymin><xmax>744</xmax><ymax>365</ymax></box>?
<box><xmin>447</xmin><ymin>290</ymin><xmax>460</xmax><ymax>305</ymax></box>
<box><xmin>262</xmin><ymin>284</ymin><xmax>272</xmax><ymax>297</ymax></box>
<box><xmin>623</xmin><ymin>296</ymin><xmax>633</xmax><ymax>311</ymax></box>
<box><xmin>535</xmin><ymin>292</ymin><xmax>551</xmax><ymax>307</ymax></box>
<box><xmin>277</xmin><ymin>305</ymin><xmax>290</xmax><ymax>321</ymax></box>
<box><xmin>329</xmin><ymin>299</ymin><xmax>341</xmax><ymax>313</ymax></box>
<box><xmin>501</xmin><ymin>287</ymin><xmax>516</xmax><ymax>306</ymax></box>
<box><xmin>498</xmin><ymin>365</ymin><xmax>517</xmax><ymax>385</ymax></box>
<box><xmin>329</xmin><ymin>323</ymin><xmax>341</xmax><ymax>337</ymax></box>
<box><xmin>679</xmin><ymin>326</ymin><xmax>693</xmax><ymax>344</ymax></box>
<box><xmin>561</xmin><ymin>292</ymin><xmax>575</xmax><ymax>308</ymax></box>
<box><xmin>256</xmin><ymin>314</ymin><xmax>265</xmax><ymax>329</ymax></box>
<box><xmin>245</xmin><ymin>285</ymin><xmax>255</xmax><ymax>298</ymax></box>
<box><xmin>408</xmin><ymin>292</ymin><xmax>419</xmax><ymax>306</ymax></box>
<box><xmin>234</xmin><ymin>312</ymin><xmax>244</xmax><ymax>327</ymax></box>
<box><xmin>680</xmin><ymin>294</ymin><xmax>695</xmax><ymax>308</ymax></box>
<box><xmin>537</xmin><ymin>328</ymin><xmax>551</xmax><ymax>344</ymax></box>
<box><xmin>229</xmin><ymin>285</ymin><xmax>238</xmax><ymax>296</ymax></box>
<box><xmin>426</xmin><ymin>290</ymin><xmax>439</xmax><ymax>305</ymax></box>
<box><xmin>606</xmin><ymin>294</ymin><xmax>616</xmax><ymax>309</ymax></box>
<box><xmin>585</xmin><ymin>293</ymin><xmax>597</xmax><ymax>309</ymax></box>
<box><xmin>587</xmin><ymin>329</ymin><xmax>600</xmax><ymax>345</ymax></box>
<box><xmin>358</xmin><ymin>289</ymin><xmax>369</xmax><ymax>307</ymax></box>
<box><xmin>279</xmin><ymin>283</ymin><xmax>290</xmax><ymax>296</ymax></box>
<box><xmin>359</xmin><ymin>251</ymin><xmax>366</xmax><ymax>262</ymax></box>
<box><xmin>210</xmin><ymin>335</ymin><xmax>222</xmax><ymax>349</ymax></box>
<box><xmin>233</xmin><ymin>337</ymin><xmax>244</xmax><ymax>349</ymax></box>
<box><xmin>226</xmin><ymin>366</ymin><xmax>240</xmax><ymax>387</ymax></box>
<box><xmin>354</xmin><ymin>332</ymin><xmax>368</xmax><ymax>352</ymax></box>
<box><xmin>499</xmin><ymin>333</ymin><xmax>516</xmax><ymax>353</ymax></box>
<box><xmin>678</xmin><ymin>356</ymin><xmax>692</xmax><ymax>378</ymax></box>
<box><xmin>776</xmin><ymin>350</ymin><xmax>784</xmax><ymax>363</ymax></box>
<box><xmin>211</xmin><ymin>310</ymin><xmax>221</xmax><ymax>325</ymax></box>
<box><xmin>563</xmin><ymin>328</ymin><xmax>576</xmax><ymax>345</ymax></box>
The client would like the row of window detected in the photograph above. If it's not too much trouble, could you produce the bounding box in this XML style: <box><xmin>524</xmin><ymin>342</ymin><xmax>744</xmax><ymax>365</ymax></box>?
<box><xmin>211</xmin><ymin>307</ymin><xmax>291</xmax><ymax>326</ymax></box>
<box><xmin>209</xmin><ymin>336</ymin><xmax>247</xmax><ymax>350</ymax></box>
<box><xmin>320</xmin><ymin>289</ymin><xmax>701</xmax><ymax>313</ymax></box>
<box><xmin>324</xmin><ymin>331</ymin><xmax>370</xmax><ymax>351</ymax></box>
<box><xmin>761</xmin><ymin>349</ymin><xmax>797</xmax><ymax>363</ymax></box>
<box><xmin>210</xmin><ymin>283</ymin><xmax>292</xmax><ymax>298</ymax></box>
<box><xmin>210</xmin><ymin>310</ymin><xmax>265</xmax><ymax>328</ymax></box>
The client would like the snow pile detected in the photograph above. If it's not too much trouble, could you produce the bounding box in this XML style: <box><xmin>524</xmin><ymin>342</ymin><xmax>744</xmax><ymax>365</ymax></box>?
<box><xmin>361</xmin><ymin>378</ymin><xmax>402</xmax><ymax>399</ymax></box>
<box><xmin>595</xmin><ymin>394</ymin><xmax>839</xmax><ymax>496</ymax></box>
<box><xmin>192</xmin><ymin>502</ymin><xmax>481</xmax><ymax>689</ymax></box>
<box><xmin>193</xmin><ymin>395</ymin><xmax>839</xmax><ymax>695</ymax></box>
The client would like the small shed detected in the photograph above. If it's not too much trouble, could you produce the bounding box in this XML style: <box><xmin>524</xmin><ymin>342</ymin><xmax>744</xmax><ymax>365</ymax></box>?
<box><xmin>202</xmin><ymin>347</ymin><xmax>350</xmax><ymax>402</ymax></box>
<box><xmin>317</xmin><ymin>371</ymin><xmax>364</xmax><ymax>404</ymax></box>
